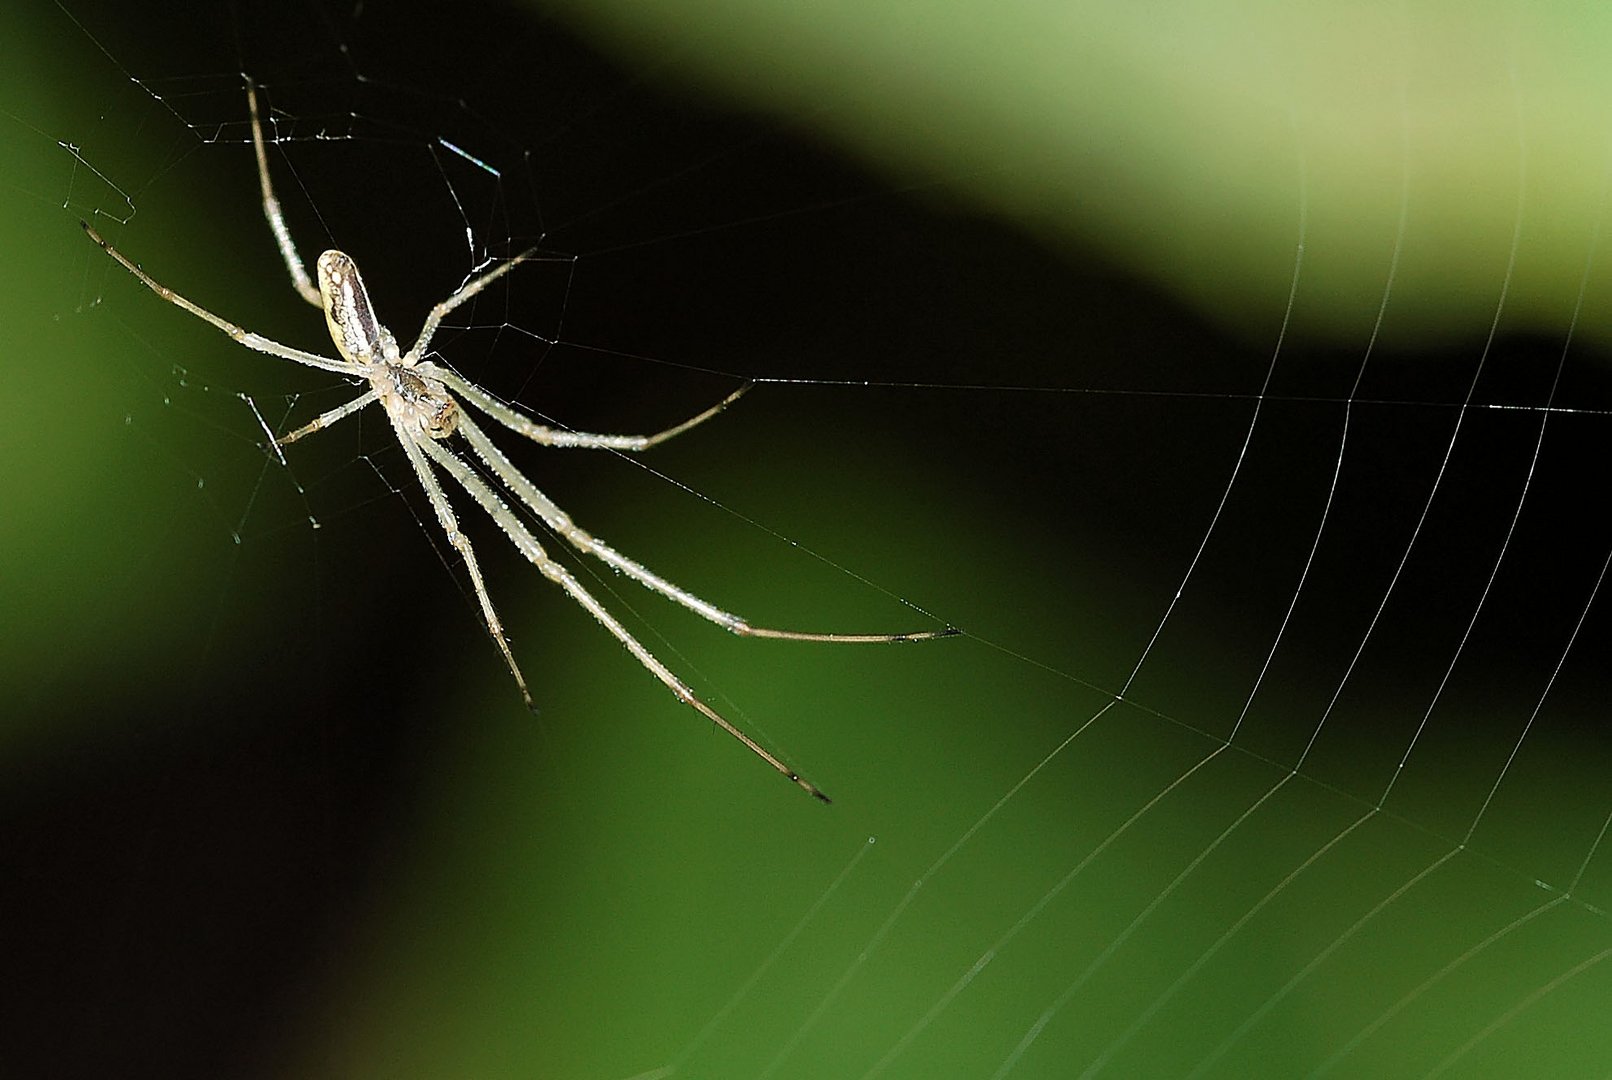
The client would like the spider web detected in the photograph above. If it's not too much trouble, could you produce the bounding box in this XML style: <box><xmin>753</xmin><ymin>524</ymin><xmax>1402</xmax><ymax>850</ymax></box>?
<box><xmin>5</xmin><ymin>0</ymin><xmax>1612</xmax><ymax>1077</ymax></box>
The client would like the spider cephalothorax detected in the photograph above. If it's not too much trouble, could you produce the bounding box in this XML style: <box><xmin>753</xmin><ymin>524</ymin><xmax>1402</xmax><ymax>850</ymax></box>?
<box><xmin>381</xmin><ymin>364</ymin><xmax>460</xmax><ymax>439</ymax></box>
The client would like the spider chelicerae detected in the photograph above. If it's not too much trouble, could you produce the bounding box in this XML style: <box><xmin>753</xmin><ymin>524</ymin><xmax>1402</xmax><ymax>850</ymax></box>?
<box><xmin>81</xmin><ymin>81</ymin><xmax>954</xmax><ymax>801</ymax></box>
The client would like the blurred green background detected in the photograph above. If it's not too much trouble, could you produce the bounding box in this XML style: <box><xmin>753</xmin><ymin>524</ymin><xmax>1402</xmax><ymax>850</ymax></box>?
<box><xmin>4</xmin><ymin>1</ymin><xmax>1612</xmax><ymax>1077</ymax></box>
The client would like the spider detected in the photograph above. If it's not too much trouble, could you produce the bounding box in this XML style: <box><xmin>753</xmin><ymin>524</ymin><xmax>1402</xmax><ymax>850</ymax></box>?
<box><xmin>81</xmin><ymin>81</ymin><xmax>954</xmax><ymax>802</ymax></box>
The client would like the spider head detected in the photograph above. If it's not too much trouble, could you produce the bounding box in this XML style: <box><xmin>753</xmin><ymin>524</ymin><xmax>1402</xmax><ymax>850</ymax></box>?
<box><xmin>420</xmin><ymin>396</ymin><xmax>460</xmax><ymax>439</ymax></box>
<box><xmin>383</xmin><ymin>366</ymin><xmax>461</xmax><ymax>439</ymax></box>
<box><xmin>317</xmin><ymin>250</ymin><xmax>400</xmax><ymax>365</ymax></box>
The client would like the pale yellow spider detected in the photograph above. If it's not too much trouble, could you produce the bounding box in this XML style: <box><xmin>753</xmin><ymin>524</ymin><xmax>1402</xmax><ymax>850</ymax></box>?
<box><xmin>81</xmin><ymin>81</ymin><xmax>954</xmax><ymax>801</ymax></box>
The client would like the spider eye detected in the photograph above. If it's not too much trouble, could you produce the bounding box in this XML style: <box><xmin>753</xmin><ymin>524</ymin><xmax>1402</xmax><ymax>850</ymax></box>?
<box><xmin>317</xmin><ymin>250</ymin><xmax>383</xmax><ymax>363</ymax></box>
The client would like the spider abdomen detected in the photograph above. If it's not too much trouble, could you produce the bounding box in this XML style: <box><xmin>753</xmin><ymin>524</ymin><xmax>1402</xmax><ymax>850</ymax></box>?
<box><xmin>316</xmin><ymin>250</ymin><xmax>400</xmax><ymax>364</ymax></box>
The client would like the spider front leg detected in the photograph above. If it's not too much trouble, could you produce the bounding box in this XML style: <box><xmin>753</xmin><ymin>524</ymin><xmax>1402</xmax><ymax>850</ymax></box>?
<box><xmin>416</xmin><ymin>434</ymin><xmax>831</xmax><ymax>801</ymax></box>
<box><xmin>452</xmin><ymin>411</ymin><xmax>956</xmax><ymax>643</ymax></box>
<box><xmin>387</xmin><ymin>410</ymin><xmax>533</xmax><ymax>709</ymax></box>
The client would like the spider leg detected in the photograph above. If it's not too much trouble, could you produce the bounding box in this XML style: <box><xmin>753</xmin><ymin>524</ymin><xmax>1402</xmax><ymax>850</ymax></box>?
<box><xmin>81</xmin><ymin>222</ymin><xmax>360</xmax><ymax>379</ymax></box>
<box><xmin>415</xmin><ymin>433</ymin><xmax>829</xmax><ymax>801</ymax></box>
<box><xmin>420</xmin><ymin>362</ymin><xmax>750</xmax><ymax>449</ymax></box>
<box><xmin>454</xmin><ymin>411</ymin><xmax>954</xmax><ymax>643</ymax></box>
<box><xmin>246</xmin><ymin>79</ymin><xmax>323</xmax><ymax>308</ymax></box>
<box><xmin>389</xmin><ymin>411</ymin><xmax>533</xmax><ymax>708</ymax></box>
<box><xmin>403</xmin><ymin>247</ymin><xmax>543</xmax><ymax>364</ymax></box>
<box><xmin>275</xmin><ymin>389</ymin><xmax>379</xmax><ymax>447</ymax></box>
